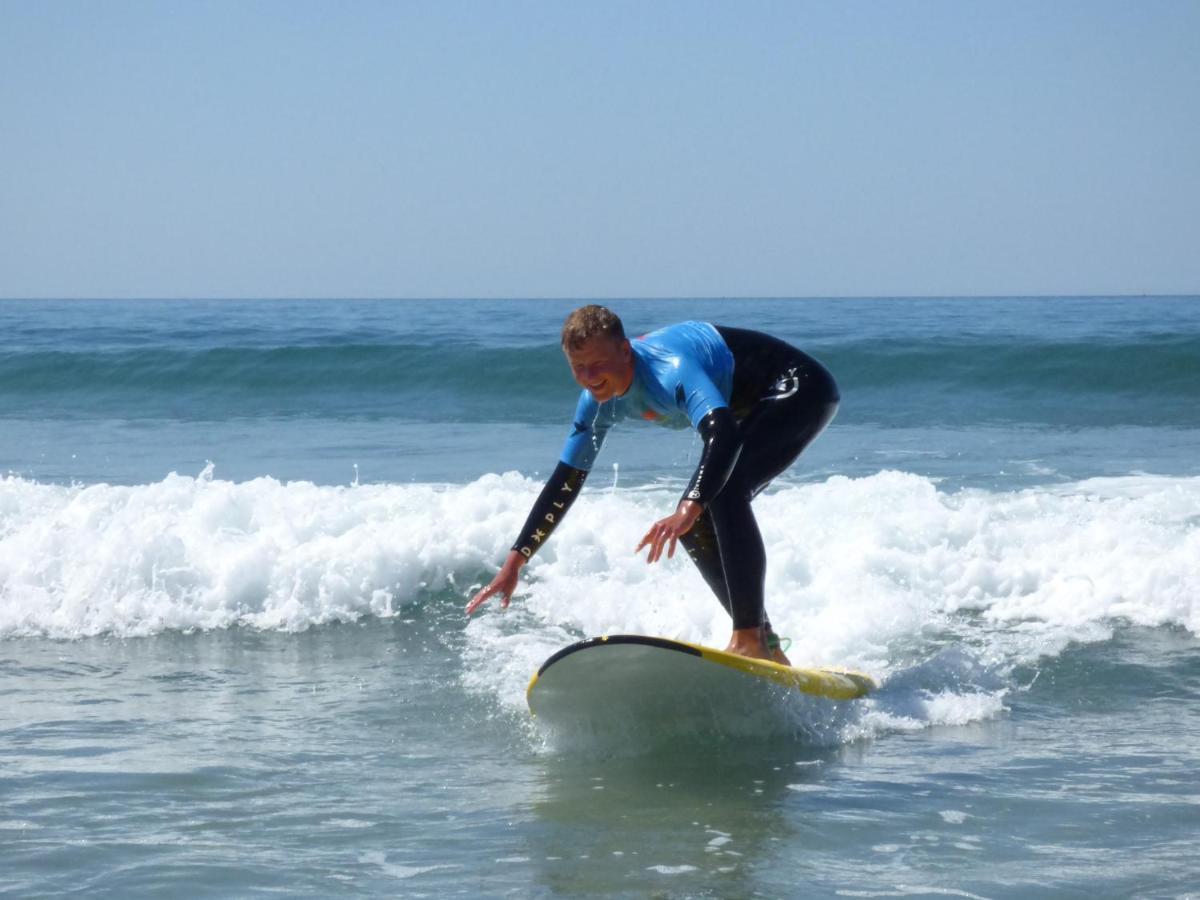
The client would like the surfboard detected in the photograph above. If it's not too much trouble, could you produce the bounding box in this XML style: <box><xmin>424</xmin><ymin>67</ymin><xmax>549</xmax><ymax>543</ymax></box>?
<box><xmin>526</xmin><ymin>634</ymin><xmax>875</xmax><ymax>735</ymax></box>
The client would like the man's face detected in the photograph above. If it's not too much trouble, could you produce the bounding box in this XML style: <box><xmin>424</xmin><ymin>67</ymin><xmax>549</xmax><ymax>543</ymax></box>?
<box><xmin>564</xmin><ymin>335</ymin><xmax>634</xmax><ymax>402</ymax></box>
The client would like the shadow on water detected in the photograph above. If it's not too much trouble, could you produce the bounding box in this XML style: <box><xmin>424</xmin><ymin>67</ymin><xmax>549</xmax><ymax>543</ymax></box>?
<box><xmin>521</xmin><ymin>730</ymin><xmax>871</xmax><ymax>899</ymax></box>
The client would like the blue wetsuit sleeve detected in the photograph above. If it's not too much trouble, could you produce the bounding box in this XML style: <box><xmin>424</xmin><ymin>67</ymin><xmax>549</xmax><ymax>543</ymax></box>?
<box><xmin>559</xmin><ymin>390</ymin><xmax>612</xmax><ymax>472</ymax></box>
<box><xmin>676</xmin><ymin>364</ymin><xmax>729</xmax><ymax>428</ymax></box>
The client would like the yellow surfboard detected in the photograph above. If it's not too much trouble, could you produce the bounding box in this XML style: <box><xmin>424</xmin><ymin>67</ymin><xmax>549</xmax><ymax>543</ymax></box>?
<box><xmin>527</xmin><ymin>635</ymin><xmax>875</xmax><ymax>731</ymax></box>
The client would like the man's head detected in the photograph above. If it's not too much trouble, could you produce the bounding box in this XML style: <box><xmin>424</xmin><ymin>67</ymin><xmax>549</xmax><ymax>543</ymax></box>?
<box><xmin>560</xmin><ymin>304</ymin><xmax>626</xmax><ymax>351</ymax></box>
<box><xmin>561</xmin><ymin>305</ymin><xmax>634</xmax><ymax>402</ymax></box>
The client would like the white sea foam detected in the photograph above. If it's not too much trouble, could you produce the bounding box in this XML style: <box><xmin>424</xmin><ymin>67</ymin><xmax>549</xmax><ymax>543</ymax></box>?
<box><xmin>3</xmin><ymin>469</ymin><xmax>1198</xmax><ymax>739</ymax></box>
<box><xmin>463</xmin><ymin>469</ymin><xmax>1199</xmax><ymax>739</ymax></box>
<box><xmin>359</xmin><ymin>851</ymin><xmax>457</xmax><ymax>880</ymax></box>
<box><xmin>0</xmin><ymin>468</ymin><xmax>535</xmax><ymax>638</ymax></box>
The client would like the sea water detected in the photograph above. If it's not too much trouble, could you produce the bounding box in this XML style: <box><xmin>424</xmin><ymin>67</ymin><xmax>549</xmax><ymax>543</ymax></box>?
<box><xmin>1</xmin><ymin>297</ymin><xmax>1197</xmax><ymax>898</ymax></box>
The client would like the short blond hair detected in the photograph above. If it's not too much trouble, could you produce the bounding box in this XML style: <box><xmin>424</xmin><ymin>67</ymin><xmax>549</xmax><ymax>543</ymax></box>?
<box><xmin>561</xmin><ymin>305</ymin><xmax>626</xmax><ymax>351</ymax></box>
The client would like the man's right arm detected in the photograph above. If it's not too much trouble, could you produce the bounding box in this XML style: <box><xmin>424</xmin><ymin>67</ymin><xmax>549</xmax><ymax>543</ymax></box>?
<box><xmin>465</xmin><ymin>391</ymin><xmax>607</xmax><ymax>616</ymax></box>
<box><xmin>511</xmin><ymin>461</ymin><xmax>589</xmax><ymax>560</ymax></box>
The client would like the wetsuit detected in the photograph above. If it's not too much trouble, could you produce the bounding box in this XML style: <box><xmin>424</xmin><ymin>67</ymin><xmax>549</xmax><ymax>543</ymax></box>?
<box><xmin>512</xmin><ymin>322</ymin><xmax>839</xmax><ymax>631</ymax></box>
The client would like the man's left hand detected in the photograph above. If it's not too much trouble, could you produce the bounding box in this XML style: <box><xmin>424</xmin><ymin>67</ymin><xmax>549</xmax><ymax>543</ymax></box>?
<box><xmin>635</xmin><ymin>500</ymin><xmax>703</xmax><ymax>564</ymax></box>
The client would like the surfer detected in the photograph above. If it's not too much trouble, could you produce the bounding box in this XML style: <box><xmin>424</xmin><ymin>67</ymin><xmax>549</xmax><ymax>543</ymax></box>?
<box><xmin>466</xmin><ymin>305</ymin><xmax>839</xmax><ymax>664</ymax></box>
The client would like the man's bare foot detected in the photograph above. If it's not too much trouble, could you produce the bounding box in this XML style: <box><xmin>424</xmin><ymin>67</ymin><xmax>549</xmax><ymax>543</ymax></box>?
<box><xmin>723</xmin><ymin>626</ymin><xmax>773</xmax><ymax>661</ymax></box>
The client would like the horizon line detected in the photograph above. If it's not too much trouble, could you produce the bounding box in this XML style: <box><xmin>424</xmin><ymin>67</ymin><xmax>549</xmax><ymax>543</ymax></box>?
<box><xmin>2</xmin><ymin>292</ymin><xmax>1198</xmax><ymax>302</ymax></box>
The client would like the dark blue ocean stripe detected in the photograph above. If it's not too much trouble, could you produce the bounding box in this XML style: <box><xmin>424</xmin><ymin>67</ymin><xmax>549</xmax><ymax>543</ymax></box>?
<box><xmin>824</xmin><ymin>335</ymin><xmax>1200</xmax><ymax>394</ymax></box>
<box><xmin>1</xmin><ymin>335</ymin><xmax>1197</xmax><ymax>426</ymax></box>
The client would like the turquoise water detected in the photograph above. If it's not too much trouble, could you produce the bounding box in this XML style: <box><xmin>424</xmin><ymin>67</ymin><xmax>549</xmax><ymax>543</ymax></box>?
<box><xmin>2</xmin><ymin>298</ymin><xmax>1198</xmax><ymax>897</ymax></box>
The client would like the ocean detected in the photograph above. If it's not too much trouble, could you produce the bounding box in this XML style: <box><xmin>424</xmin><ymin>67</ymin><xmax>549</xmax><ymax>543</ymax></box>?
<box><xmin>1</xmin><ymin>297</ymin><xmax>1197</xmax><ymax>898</ymax></box>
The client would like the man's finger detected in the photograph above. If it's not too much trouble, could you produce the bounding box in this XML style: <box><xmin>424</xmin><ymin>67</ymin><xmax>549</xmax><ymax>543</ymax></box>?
<box><xmin>650</xmin><ymin>530</ymin><xmax>666</xmax><ymax>564</ymax></box>
<box><xmin>636</xmin><ymin>522</ymin><xmax>662</xmax><ymax>556</ymax></box>
<box><xmin>466</xmin><ymin>586</ymin><xmax>494</xmax><ymax>616</ymax></box>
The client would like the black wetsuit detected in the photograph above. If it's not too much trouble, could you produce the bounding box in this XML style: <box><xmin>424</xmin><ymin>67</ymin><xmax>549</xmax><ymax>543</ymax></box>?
<box><xmin>511</xmin><ymin>324</ymin><xmax>839</xmax><ymax>632</ymax></box>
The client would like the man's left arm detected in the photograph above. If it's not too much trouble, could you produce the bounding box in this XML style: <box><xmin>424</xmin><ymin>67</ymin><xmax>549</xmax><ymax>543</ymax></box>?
<box><xmin>683</xmin><ymin>406</ymin><xmax>741</xmax><ymax>504</ymax></box>
<box><xmin>636</xmin><ymin>371</ymin><xmax>741</xmax><ymax>564</ymax></box>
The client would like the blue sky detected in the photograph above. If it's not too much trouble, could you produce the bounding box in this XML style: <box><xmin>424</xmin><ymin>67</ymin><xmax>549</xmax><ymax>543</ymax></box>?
<box><xmin>1</xmin><ymin>1</ymin><xmax>1197</xmax><ymax>298</ymax></box>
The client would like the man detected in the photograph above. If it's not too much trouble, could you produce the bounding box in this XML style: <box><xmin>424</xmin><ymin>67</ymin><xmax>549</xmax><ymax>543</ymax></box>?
<box><xmin>465</xmin><ymin>305</ymin><xmax>839</xmax><ymax>664</ymax></box>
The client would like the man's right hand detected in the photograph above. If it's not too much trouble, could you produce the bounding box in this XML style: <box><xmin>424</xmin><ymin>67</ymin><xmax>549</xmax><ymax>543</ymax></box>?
<box><xmin>465</xmin><ymin>550</ymin><xmax>525</xmax><ymax>616</ymax></box>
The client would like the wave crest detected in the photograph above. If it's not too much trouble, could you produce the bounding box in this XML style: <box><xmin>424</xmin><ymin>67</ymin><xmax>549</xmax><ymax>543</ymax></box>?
<box><xmin>2</xmin><ymin>470</ymin><xmax>1197</xmax><ymax>648</ymax></box>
